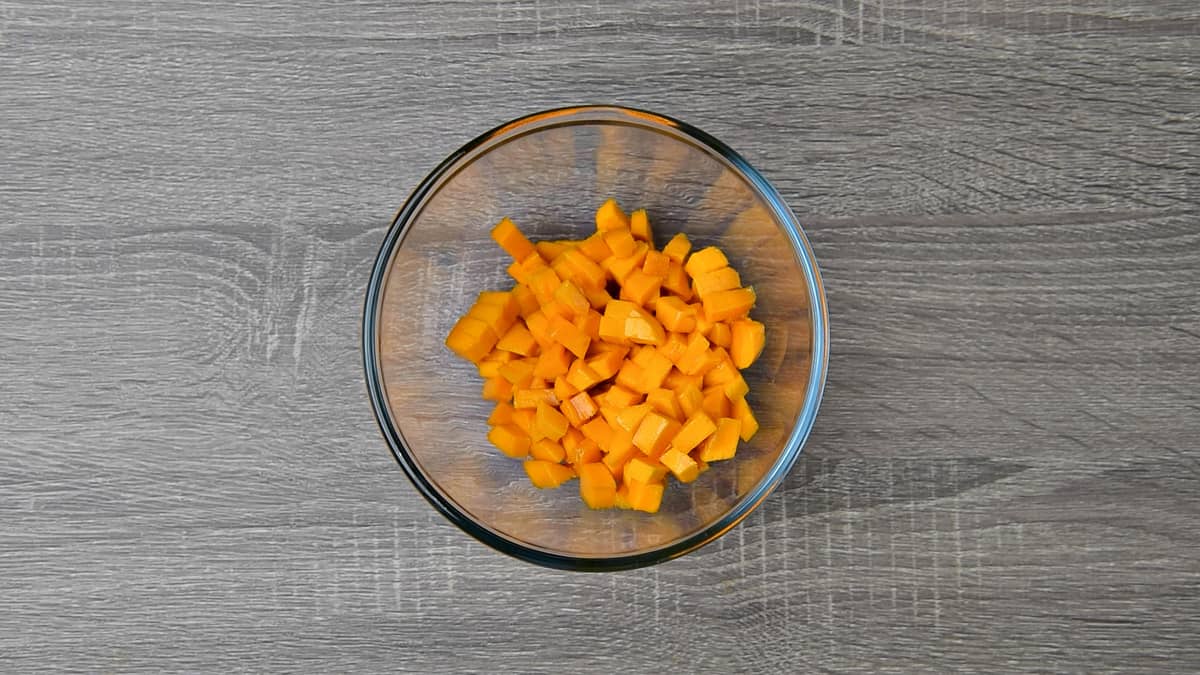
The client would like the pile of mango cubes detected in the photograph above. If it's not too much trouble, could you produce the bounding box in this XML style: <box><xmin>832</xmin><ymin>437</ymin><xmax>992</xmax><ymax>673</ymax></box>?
<box><xmin>445</xmin><ymin>200</ymin><xmax>765</xmax><ymax>513</ymax></box>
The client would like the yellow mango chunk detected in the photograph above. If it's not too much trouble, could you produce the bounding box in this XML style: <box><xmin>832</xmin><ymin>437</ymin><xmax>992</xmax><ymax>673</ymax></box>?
<box><xmin>730</xmin><ymin>319</ymin><xmax>766</xmax><ymax>369</ymax></box>
<box><xmin>733</xmin><ymin>397</ymin><xmax>759</xmax><ymax>441</ymax></box>
<box><xmin>578</xmin><ymin>463</ymin><xmax>617</xmax><ymax>509</ymax></box>
<box><xmin>627</xmin><ymin>479</ymin><xmax>664</xmax><ymax>513</ymax></box>
<box><xmin>669</xmin><ymin>411</ymin><xmax>717</xmax><ymax>455</ymax></box>
<box><xmin>488</xmin><ymin>424</ymin><xmax>530</xmax><ymax>458</ymax></box>
<box><xmin>629</xmin><ymin>208</ymin><xmax>653</xmax><ymax>242</ymax></box>
<box><xmin>595</xmin><ymin>198</ymin><xmax>630</xmax><ymax>232</ymax></box>
<box><xmin>684</xmin><ymin>246</ymin><xmax>729</xmax><ymax>279</ymax></box>
<box><xmin>662</xmin><ymin>232</ymin><xmax>692</xmax><ymax>263</ymax></box>
<box><xmin>624</xmin><ymin>454</ymin><xmax>668</xmax><ymax>484</ymax></box>
<box><xmin>445</xmin><ymin>315</ymin><xmax>498</xmax><ymax>363</ymax></box>
<box><xmin>659</xmin><ymin>447</ymin><xmax>700</xmax><ymax>483</ymax></box>
<box><xmin>491</xmin><ymin>217</ymin><xmax>536</xmax><ymax>261</ymax></box>
<box><xmin>702</xmin><ymin>287</ymin><xmax>756</xmax><ymax>322</ymax></box>
<box><xmin>696</xmin><ymin>417</ymin><xmax>741</xmax><ymax>462</ymax></box>
<box><xmin>524</xmin><ymin>460</ymin><xmax>574</xmax><ymax>488</ymax></box>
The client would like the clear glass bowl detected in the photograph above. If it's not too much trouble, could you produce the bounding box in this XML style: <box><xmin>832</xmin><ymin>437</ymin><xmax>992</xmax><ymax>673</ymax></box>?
<box><xmin>363</xmin><ymin>106</ymin><xmax>828</xmax><ymax>570</ymax></box>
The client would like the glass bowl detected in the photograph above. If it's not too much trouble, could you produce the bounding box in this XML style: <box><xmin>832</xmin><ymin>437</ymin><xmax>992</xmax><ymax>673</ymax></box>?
<box><xmin>363</xmin><ymin>105</ymin><xmax>828</xmax><ymax>571</ymax></box>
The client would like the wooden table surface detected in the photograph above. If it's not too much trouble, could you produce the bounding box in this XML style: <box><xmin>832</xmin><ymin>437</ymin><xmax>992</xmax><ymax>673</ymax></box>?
<box><xmin>3</xmin><ymin>1</ymin><xmax>1199</xmax><ymax>671</ymax></box>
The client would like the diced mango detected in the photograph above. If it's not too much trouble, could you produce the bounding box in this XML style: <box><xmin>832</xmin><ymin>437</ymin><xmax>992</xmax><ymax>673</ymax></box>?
<box><xmin>663</xmin><ymin>261</ymin><xmax>693</xmax><ymax>300</ymax></box>
<box><xmin>449</xmin><ymin>199</ymin><xmax>767</xmax><ymax>511</ymax></box>
<box><xmin>482</xmin><ymin>376</ymin><xmax>514</xmax><ymax>402</ymax></box>
<box><xmin>488</xmin><ymin>401</ymin><xmax>515</xmax><ymax>426</ymax></box>
<box><xmin>488</xmin><ymin>424</ymin><xmax>531</xmax><ymax>458</ymax></box>
<box><xmin>578</xmin><ymin>463</ymin><xmax>617</xmax><ymax>509</ymax></box>
<box><xmin>696</xmin><ymin>417</ymin><xmax>741</xmax><ymax>462</ymax></box>
<box><xmin>676</xmin><ymin>384</ymin><xmax>704</xmax><ymax>419</ymax></box>
<box><xmin>578</xmin><ymin>231</ymin><xmax>613</xmax><ymax>262</ymax></box>
<box><xmin>730</xmin><ymin>319</ymin><xmax>766</xmax><ymax>369</ymax></box>
<box><xmin>534</xmin><ymin>401</ymin><xmax>570</xmax><ymax>441</ymax></box>
<box><xmin>531</xmin><ymin>438</ymin><xmax>567</xmax><ymax>463</ymax></box>
<box><xmin>533</xmin><ymin>342</ymin><xmax>573</xmax><ymax>380</ymax></box>
<box><xmin>513</xmin><ymin>387</ymin><xmax>558</xmax><ymax>409</ymax></box>
<box><xmin>614</xmin><ymin>403</ymin><xmax>653</xmax><ymax>433</ymax></box>
<box><xmin>524</xmin><ymin>459</ymin><xmax>575</xmax><ymax>488</ymax></box>
<box><xmin>646</xmin><ymin>388</ymin><xmax>683</xmax><ymax>420</ymax></box>
<box><xmin>491</xmin><ymin>217</ymin><xmax>536</xmax><ymax>261</ymax></box>
<box><xmin>595</xmin><ymin>199</ymin><xmax>630</xmax><ymax>232</ymax></box>
<box><xmin>708</xmin><ymin>321</ymin><xmax>732</xmax><ymax>348</ymax></box>
<box><xmin>702</xmin><ymin>287</ymin><xmax>756</xmax><ymax>322</ymax></box>
<box><xmin>624</xmin><ymin>454</ymin><xmax>668</xmax><ymax>484</ymax></box>
<box><xmin>733</xmin><ymin>397</ymin><xmax>759</xmax><ymax>441</ymax></box>
<box><xmin>509</xmin><ymin>284</ymin><xmax>538</xmax><ymax>318</ymax></box>
<box><xmin>669</xmin><ymin>411</ymin><xmax>717</xmax><ymax>454</ymax></box>
<box><xmin>659</xmin><ymin>447</ymin><xmax>700</xmax><ymax>483</ymax></box>
<box><xmin>629</xmin><ymin>209</ymin><xmax>653</xmax><ymax>242</ymax></box>
<box><xmin>642</xmin><ymin>249</ymin><xmax>670</xmax><ymax>278</ymax></box>
<box><xmin>580</xmin><ymin>417</ymin><xmax>615</xmax><ymax>449</ymax></box>
<box><xmin>497</xmin><ymin>323</ymin><xmax>537</xmax><ymax>356</ymax></box>
<box><xmin>603</xmin><ymin>227</ymin><xmax>637</xmax><ymax>258</ymax></box>
<box><xmin>619</xmin><ymin>269</ymin><xmax>662</xmax><ymax>307</ymax></box>
<box><xmin>627</xmin><ymin>479</ymin><xmax>664</xmax><ymax>513</ymax></box>
<box><xmin>655</xmin><ymin>296</ymin><xmax>697</xmax><ymax>334</ymax></box>
<box><xmin>632</xmin><ymin>412</ymin><xmax>681</xmax><ymax>458</ymax></box>
<box><xmin>662</xmin><ymin>232</ymin><xmax>692</xmax><ymax>263</ymax></box>
<box><xmin>445</xmin><ymin>315</ymin><xmax>498</xmax><ymax>363</ymax></box>
<box><xmin>684</xmin><ymin>246</ymin><xmax>729</xmax><ymax>278</ymax></box>
<box><xmin>692</xmin><ymin>266</ymin><xmax>741</xmax><ymax>299</ymax></box>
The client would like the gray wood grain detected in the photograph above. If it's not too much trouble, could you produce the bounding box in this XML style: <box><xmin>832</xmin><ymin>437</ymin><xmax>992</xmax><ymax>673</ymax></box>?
<box><xmin>2</xmin><ymin>1</ymin><xmax>1199</xmax><ymax>672</ymax></box>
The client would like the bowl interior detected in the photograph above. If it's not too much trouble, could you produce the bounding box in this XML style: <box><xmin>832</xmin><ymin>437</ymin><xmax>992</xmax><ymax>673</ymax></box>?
<box><xmin>374</xmin><ymin>111</ymin><xmax>818</xmax><ymax>562</ymax></box>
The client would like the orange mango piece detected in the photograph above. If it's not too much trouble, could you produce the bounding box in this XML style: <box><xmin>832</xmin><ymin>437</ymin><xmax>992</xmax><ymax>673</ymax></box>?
<box><xmin>702</xmin><ymin>287</ymin><xmax>756</xmax><ymax>322</ymax></box>
<box><xmin>578</xmin><ymin>462</ymin><xmax>617</xmax><ymax>509</ymax></box>
<box><xmin>676</xmin><ymin>384</ymin><xmax>704</xmax><ymax>419</ymax></box>
<box><xmin>580</xmin><ymin>417</ymin><xmax>615</xmax><ymax>449</ymax></box>
<box><xmin>491</xmin><ymin>217</ymin><xmax>536</xmax><ymax>261</ymax></box>
<box><xmin>534</xmin><ymin>401</ymin><xmax>570</xmax><ymax>441</ymax></box>
<box><xmin>659</xmin><ymin>447</ymin><xmax>700</xmax><ymax>483</ymax></box>
<box><xmin>646</xmin><ymin>387</ymin><xmax>683</xmax><ymax>420</ymax></box>
<box><xmin>684</xmin><ymin>246</ymin><xmax>729</xmax><ymax>279</ymax></box>
<box><xmin>533</xmin><ymin>342</ymin><xmax>573</xmax><ymax>380</ymax></box>
<box><xmin>488</xmin><ymin>401</ymin><xmax>515</xmax><ymax>426</ymax></box>
<box><xmin>496</xmin><ymin>323</ymin><xmax>537</xmax><ymax>356</ymax></box>
<box><xmin>663</xmin><ymin>261</ymin><xmax>693</xmax><ymax>300</ymax></box>
<box><xmin>655</xmin><ymin>296</ymin><xmax>697</xmax><ymax>334</ymax></box>
<box><xmin>445</xmin><ymin>315</ymin><xmax>498</xmax><ymax>363</ymax></box>
<box><xmin>619</xmin><ymin>269</ymin><xmax>662</xmax><ymax>307</ymax></box>
<box><xmin>692</xmin><ymin>266</ymin><xmax>741</xmax><ymax>299</ymax></box>
<box><xmin>696</xmin><ymin>417</ymin><xmax>741</xmax><ymax>462</ymax></box>
<box><xmin>730</xmin><ymin>319</ymin><xmax>766</xmax><ymax>369</ymax></box>
<box><xmin>488</xmin><ymin>424</ymin><xmax>531</xmax><ymax>458</ymax></box>
<box><xmin>629</xmin><ymin>209</ymin><xmax>653</xmax><ymax>242</ymax></box>
<box><xmin>548</xmin><ymin>315</ymin><xmax>590</xmax><ymax>359</ymax></box>
<box><xmin>482</xmin><ymin>376</ymin><xmax>514</xmax><ymax>402</ymax></box>
<box><xmin>595</xmin><ymin>199</ymin><xmax>630</xmax><ymax>232</ymax></box>
<box><xmin>578</xmin><ymin>231</ymin><xmax>613</xmax><ymax>263</ymax></box>
<box><xmin>513</xmin><ymin>387</ymin><xmax>558</xmax><ymax>409</ymax></box>
<box><xmin>733</xmin><ymin>397</ymin><xmax>759</xmax><ymax>441</ymax></box>
<box><xmin>632</xmin><ymin>412</ymin><xmax>681</xmax><ymax>458</ymax></box>
<box><xmin>624</xmin><ymin>454</ymin><xmax>668</xmax><ymax>484</ymax></box>
<box><xmin>603</xmin><ymin>227</ymin><xmax>637</xmax><ymax>258</ymax></box>
<box><xmin>627</xmin><ymin>479</ymin><xmax>664</xmax><ymax>513</ymax></box>
<box><xmin>708</xmin><ymin>321</ymin><xmax>732</xmax><ymax>348</ymax></box>
<box><xmin>662</xmin><ymin>232</ymin><xmax>692</xmax><ymax>263</ymax></box>
<box><xmin>669</xmin><ymin>411</ymin><xmax>717</xmax><ymax>455</ymax></box>
<box><xmin>531</xmin><ymin>438</ymin><xmax>567</xmax><ymax>463</ymax></box>
<box><xmin>524</xmin><ymin>460</ymin><xmax>575</xmax><ymax>488</ymax></box>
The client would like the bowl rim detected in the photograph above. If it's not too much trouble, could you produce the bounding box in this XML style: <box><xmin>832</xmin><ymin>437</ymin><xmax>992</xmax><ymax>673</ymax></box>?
<box><xmin>362</xmin><ymin>104</ymin><xmax>829</xmax><ymax>571</ymax></box>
